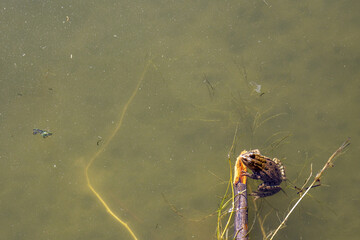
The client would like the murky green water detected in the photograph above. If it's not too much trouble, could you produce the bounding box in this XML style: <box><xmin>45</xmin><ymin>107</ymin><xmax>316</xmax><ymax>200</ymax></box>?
<box><xmin>1</xmin><ymin>1</ymin><xmax>359</xmax><ymax>239</ymax></box>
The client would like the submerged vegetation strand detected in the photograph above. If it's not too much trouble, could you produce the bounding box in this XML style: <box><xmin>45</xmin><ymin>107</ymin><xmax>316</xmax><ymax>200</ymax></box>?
<box><xmin>85</xmin><ymin>59</ymin><xmax>154</xmax><ymax>240</ymax></box>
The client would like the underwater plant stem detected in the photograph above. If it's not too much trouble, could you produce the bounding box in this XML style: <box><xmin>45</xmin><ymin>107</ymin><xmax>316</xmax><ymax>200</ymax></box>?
<box><xmin>85</xmin><ymin>59</ymin><xmax>153</xmax><ymax>240</ymax></box>
<box><xmin>249</xmin><ymin>185</ymin><xmax>267</xmax><ymax>239</ymax></box>
<box><xmin>220</xmin><ymin>152</ymin><xmax>236</xmax><ymax>239</ymax></box>
<box><xmin>216</xmin><ymin>126</ymin><xmax>238</xmax><ymax>239</ymax></box>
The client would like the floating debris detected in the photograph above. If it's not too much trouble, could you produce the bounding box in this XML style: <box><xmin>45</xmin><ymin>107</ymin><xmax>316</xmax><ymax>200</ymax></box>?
<box><xmin>249</xmin><ymin>81</ymin><xmax>262</xmax><ymax>93</ymax></box>
<box><xmin>33</xmin><ymin>129</ymin><xmax>53</xmax><ymax>138</ymax></box>
<box><xmin>96</xmin><ymin>136</ymin><xmax>103</xmax><ymax>146</ymax></box>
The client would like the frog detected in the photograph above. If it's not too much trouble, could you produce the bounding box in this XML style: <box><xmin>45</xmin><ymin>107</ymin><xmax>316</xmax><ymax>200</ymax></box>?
<box><xmin>240</xmin><ymin>149</ymin><xmax>286</xmax><ymax>199</ymax></box>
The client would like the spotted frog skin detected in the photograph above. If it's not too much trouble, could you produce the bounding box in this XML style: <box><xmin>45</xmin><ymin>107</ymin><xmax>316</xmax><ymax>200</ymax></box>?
<box><xmin>240</xmin><ymin>149</ymin><xmax>286</xmax><ymax>199</ymax></box>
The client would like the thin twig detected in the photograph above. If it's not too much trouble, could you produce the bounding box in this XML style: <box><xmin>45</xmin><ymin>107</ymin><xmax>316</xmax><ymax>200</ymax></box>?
<box><xmin>269</xmin><ymin>138</ymin><xmax>350</xmax><ymax>240</ymax></box>
<box><xmin>298</xmin><ymin>163</ymin><xmax>313</xmax><ymax>193</ymax></box>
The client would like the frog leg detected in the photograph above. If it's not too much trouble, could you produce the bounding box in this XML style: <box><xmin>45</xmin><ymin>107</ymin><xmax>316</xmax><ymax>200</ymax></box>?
<box><xmin>273</xmin><ymin>158</ymin><xmax>286</xmax><ymax>180</ymax></box>
<box><xmin>251</xmin><ymin>183</ymin><xmax>282</xmax><ymax>199</ymax></box>
<box><xmin>241</xmin><ymin>170</ymin><xmax>261</xmax><ymax>180</ymax></box>
<box><xmin>257</xmin><ymin>183</ymin><xmax>282</xmax><ymax>192</ymax></box>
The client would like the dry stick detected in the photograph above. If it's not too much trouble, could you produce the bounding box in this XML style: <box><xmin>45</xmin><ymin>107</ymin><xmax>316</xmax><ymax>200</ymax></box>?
<box><xmin>234</xmin><ymin>182</ymin><xmax>248</xmax><ymax>240</ymax></box>
<box><xmin>233</xmin><ymin>151</ymin><xmax>249</xmax><ymax>240</ymax></box>
<box><xmin>269</xmin><ymin>138</ymin><xmax>350</xmax><ymax>240</ymax></box>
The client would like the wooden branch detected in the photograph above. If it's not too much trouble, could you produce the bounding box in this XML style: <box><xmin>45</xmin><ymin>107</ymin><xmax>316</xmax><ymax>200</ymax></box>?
<box><xmin>269</xmin><ymin>138</ymin><xmax>350</xmax><ymax>240</ymax></box>
<box><xmin>234</xmin><ymin>152</ymin><xmax>249</xmax><ymax>240</ymax></box>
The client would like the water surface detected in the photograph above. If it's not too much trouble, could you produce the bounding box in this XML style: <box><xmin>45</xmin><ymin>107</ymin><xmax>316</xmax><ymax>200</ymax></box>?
<box><xmin>0</xmin><ymin>1</ymin><xmax>359</xmax><ymax>239</ymax></box>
